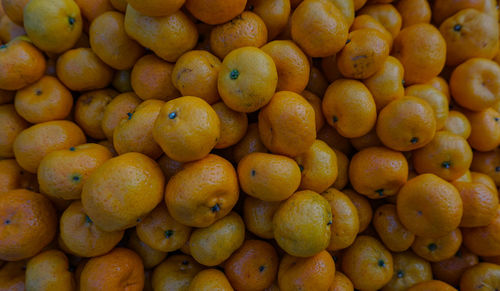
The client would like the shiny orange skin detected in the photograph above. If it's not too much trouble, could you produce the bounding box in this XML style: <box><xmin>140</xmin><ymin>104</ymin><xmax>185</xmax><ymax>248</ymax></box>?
<box><xmin>411</xmin><ymin>228</ymin><xmax>462</xmax><ymax>262</ymax></box>
<box><xmin>443</xmin><ymin>110</ymin><xmax>472</xmax><ymax>139</ymax></box>
<box><xmin>405</xmin><ymin>84</ymin><xmax>449</xmax><ymax>130</ymax></box>
<box><xmin>465</xmin><ymin>108</ymin><xmax>500</xmax><ymax>152</ymax></box>
<box><xmin>0</xmin><ymin>39</ymin><xmax>46</xmax><ymax>91</ymax></box>
<box><xmin>349</xmin><ymin>146</ymin><xmax>408</xmax><ymax>199</ymax></box>
<box><xmin>212</xmin><ymin>101</ymin><xmax>248</xmax><ymax>149</ymax></box>
<box><xmin>59</xmin><ymin>200</ymin><xmax>124</xmax><ymax>257</ymax></box>
<box><xmin>295</xmin><ymin>140</ymin><xmax>338</xmax><ymax>193</ymax></box>
<box><xmin>188</xmin><ymin>269</ymin><xmax>234</xmax><ymax>291</ymax></box>
<box><xmin>374</xmin><ymin>204</ymin><xmax>415</xmax><ymax>252</ymax></box>
<box><xmin>459</xmin><ymin>262</ymin><xmax>500</xmax><ymax>291</ymax></box>
<box><xmin>79</xmin><ymin>248</ymin><xmax>144</xmax><ymax>291</ymax></box>
<box><xmin>396</xmin><ymin>0</ymin><xmax>431</xmax><ymax>28</ymax></box>
<box><xmin>101</xmin><ymin>92</ymin><xmax>142</xmax><ymax>140</ymax></box>
<box><xmin>330</xmin><ymin>272</ymin><xmax>354</xmax><ymax>291</ymax></box>
<box><xmin>56</xmin><ymin>48</ymin><xmax>113</xmax><ymax>91</ymax></box>
<box><xmin>25</xmin><ymin>249</ymin><xmax>75</xmax><ymax>290</ymax></box>
<box><xmin>278</xmin><ymin>251</ymin><xmax>335</xmax><ymax>291</ymax></box>
<box><xmin>358</xmin><ymin>4</ymin><xmax>402</xmax><ymax>38</ymax></box>
<box><xmin>248</xmin><ymin>0</ymin><xmax>291</xmax><ymax>40</ymax></box>
<box><xmin>0</xmin><ymin>261</ymin><xmax>25</xmax><ymax>291</ymax></box>
<box><xmin>13</xmin><ymin>120</ymin><xmax>86</xmax><ymax>173</ymax></box>
<box><xmin>470</xmin><ymin>171</ymin><xmax>498</xmax><ymax>195</ymax></box>
<box><xmin>471</xmin><ymin>149</ymin><xmax>500</xmax><ymax>187</ymax></box>
<box><xmin>397</xmin><ymin>174</ymin><xmax>463</xmax><ymax>238</ymax></box>
<box><xmin>151</xmin><ymin>255</ymin><xmax>203</xmax><ymax>291</ymax></box>
<box><xmin>75</xmin><ymin>89</ymin><xmax>118</xmax><ymax>140</ymax></box>
<box><xmin>185</xmin><ymin>0</ymin><xmax>247</xmax><ymax>25</ymax></box>
<box><xmin>0</xmin><ymin>104</ymin><xmax>28</xmax><ymax>158</ymax></box>
<box><xmin>232</xmin><ymin>123</ymin><xmax>267</xmax><ymax>163</ymax></box>
<box><xmin>0</xmin><ymin>189</ymin><xmax>57</xmax><ymax>261</ymax></box>
<box><xmin>454</xmin><ymin>181</ymin><xmax>499</xmax><ymax>227</ymax></box>
<box><xmin>426</xmin><ymin>76</ymin><xmax>451</xmax><ymax>102</ymax></box>
<box><xmin>126</xmin><ymin>0</ymin><xmax>185</xmax><ymax>17</ymax></box>
<box><xmin>432</xmin><ymin>247</ymin><xmax>479</xmax><ymax>286</ymax></box>
<box><xmin>408</xmin><ymin>280</ymin><xmax>457</xmax><ymax>291</ymax></box>
<box><xmin>225</xmin><ymin>240</ymin><xmax>279</xmax><ymax>291</ymax></box>
<box><xmin>382</xmin><ymin>250</ymin><xmax>432</xmax><ymax>291</ymax></box>
<box><xmin>243</xmin><ymin>196</ymin><xmax>280</xmax><ymax>239</ymax></box>
<box><xmin>462</xmin><ymin>205</ymin><xmax>500</xmax><ymax>257</ymax></box>
<box><xmin>432</xmin><ymin>0</ymin><xmax>498</xmax><ymax>25</ymax></box>
<box><xmin>350</xmin><ymin>14</ymin><xmax>393</xmax><ymax>47</ymax></box>
<box><xmin>165</xmin><ymin>154</ymin><xmax>239</xmax><ymax>227</ymax></box>
<box><xmin>127</xmin><ymin>229</ymin><xmax>167</xmax><ymax>269</ymax></box>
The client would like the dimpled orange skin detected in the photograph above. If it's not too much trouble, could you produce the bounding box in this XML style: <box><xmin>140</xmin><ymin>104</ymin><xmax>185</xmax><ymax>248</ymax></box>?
<box><xmin>376</xmin><ymin>96</ymin><xmax>436</xmax><ymax>151</ymax></box>
<box><xmin>0</xmin><ymin>39</ymin><xmax>46</xmax><ymax>91</ymax></box>
<box><xmin>0</xmin><ymin>261</ymin><xmax>25</xmax><ymax>291</ymax></box>
<box><xmin>37</xmin><ymin>143</ymin><xmax>112</xmax><ymax>201</ymax></box>
<box><xmin>342</xmin><ymin>235</ymin><xmax>394</xmax><ymax>291</ymax></box>
<box><xmin>291</xmin><ymin>0</ymin><xmax>349</xmax><ymax>57</ymax></box>
<box><xmin>373</xmin><ymin>204</ymin><xmax>415</xmax><ymax>252</ymax></box>
<box><xmin>259</xmin><ymin>91</ymin><xmax>316</xmax><ymax>157</ymax></box>
<box><xmin>185</xmin><ymin>0</ymin><xmax>247</xmax><ymax>25</ymax></box>
<box><xmin>238</xmin><ymin>152</ymin><xmax>301</xmax><ymax>202</ymax></box>
<box><xmin>89</xmin><ymin>11</ymin><xmax>145</xmax><ymax>70</ymax></box>
<box><xmin>212</xmin><ymin>102</ymin><xmax>248</xmax><ymax>149</ymax></box>
<box><xmin>396</xmin><ymin>0</ymin><xmax>431</xmax><ymax>28</ymax></box>
<box><xmin>349</xmin><ymin>146</ymin><xmax>408</xmax><ymax>199</ymax></box>
<box><xmin>25</xmin><ymin>249</ymin><xmax>75</xmax><ymax>291</ymax></box>
<box><xmin>411</xmin><ymin>228</ymin><xmax>463</xmax><ymax>262</ymax></box>
<box><xmin>397</xmin><ymin>174</ymin><xmax>463</xmax><ymax>238</ymax></box>
<box><xmin>243</xmin><ymin>196</ymin><xmax>280</xmax><ymax>239</ymax></box>
<box><xmin>165</xmin><ymin>154</ymin><xmax>239</xmax><ymax>228</ymax></box>
<box><xmin>75</xmin><ymin>89</ymin><xmax>118</xmax><ymax>140</ymax></box>
<box><xmin>80</xmin><ymin>248</ymin><xmax>144</xmax><ymax>291</ymax></box>
<box><xmin>454</xmin><ymin>181</ymin><xmax>499</xmax><ymax>227</ymax></box>
<box><xmin>450</xmin><ymin>58</ymin><xmax>500</xmax><ymax>112</ymax></box>
<box><xmin>392</xmin><ymin>23</ymin><xmax>446</xmax><ymax>85</ymax></box>
<box><xmin>101</xmin><ymin>92</ymin><xmax>142</xmax><ymax>140</ymax></box>
<box><xmin>460</xmin><ymin>262</ymin><xmax>500</xmax><ymax>291</ymax></box>
<box><xmin>0</xmin><ymin>189</ymin><xmax>57</xmax><ymax>261</ymax></box>
<box><xmin>124</xmin><ymin>6</ymin><xmax>197</xmax><ymax>63</ymax></box>
<box><xmin>210</xmin><ymin>11</ymin><xmax>268</xmax><ymax>59</ymax></box>
<box><xmin>465</xmin><ymin>108</ymin><xmax>500</xmax><ymax>152</ymax></box>
<box><xmin>330</xmin><ymin>271</ymin><xmax>354</xmax><ymax>291</ymax></box>
<box><xmin>470</xmin><ymin>149</ymin><xmax>500</xmax><ymax>187</ymax></box>
<box><xmin>462</xmin><ymin>205</ymin><xmax>500</xmax><ymax>257</ymax></box>
<box><xmin>322</xmin><ymin>79</ymin><xmax>377</xmax><ymax>139</ymax></box>
<box><xmin>13</xmin><ymin>120</ymin><xmax>86</xmax><ymax>173</ymax></box>
<box><xmin>382</xmin><ymin>251</ymin><xmax>432</xmax><ymax>291</ymax></box>
<box><xmin>0</xmin><ymin>159</ymin><xmax>23</xmax><ymax>193</ymax></box>
<box><xmin>225</xmin><ymin>240</ymin><xmax>279</xmax><ymax>291</ymax></box>
<box><xmin>358</xmin><ymin>4</ymin><xmax>402</xmax><ymax>38</ymax></box>
<box><xmin>188</xmin><ymin>269</ymin><xmax>234</xmax><ymax>291</ymax></box>
<box><xmin>408</xmin><ymin>280</ymin><xmax>457</xmax><ymax>291</ymax></box>
<box><xmin>443</xmin><ymin>110</ymin><xmax>472</xmax><ymax>139</ymax></box>
<box><xmin>82</xmin><ymin>152</ymin><xmax>165</xmax><ymax>232</ymax></box>
<box><xmin>152</xmin><ymin>254</ymin><xmax>203</xmax><ymax>290</ymax></box>
<box><xmin>278</xmin><ymin>251</ymin><xmax>335</xmax><ymax>291</ymax></box>
<box><xmin>432</xmin><ymin>247</ymin><xmax>479</xmax><ymax>286</ymax></box>
<box><xmin>218</xmin><ymin>46</ymin><xmax>278</xmax><ymax>113</ymax></box>
<box><xmin>248</xmin><ymin>0</ymin><xmax>291</xmax><ymax>40</ymax></box>
<box><xmin>405</xmin><ymin>84</ymin><xmax>449</xmax><ymax>130</ymax></box>
<box><xmin>0</xmin><ymin>104</ymin><xmax>28</xmax><ymax>158</ymax></box>
<box><xmin>126</xmin><ymin>0</ymin><xmax>185</xmax><ymax>17</ymax></box>
<box><xmin>56</xmin><ymin>48</ymin><xmax>113</xmax><ymax>92</ymax></box>
<box><xmin>153</xmin><ymin>96</ymin><xmax>220</xmax><ymax>162</ymax></box>
<box><xmin>131</xmin><ymin>54</ymin><xmax>180</xmax><ymax>101</ymax></box>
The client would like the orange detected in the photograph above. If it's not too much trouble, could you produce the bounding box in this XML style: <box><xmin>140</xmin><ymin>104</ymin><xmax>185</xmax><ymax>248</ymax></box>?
<box><xmin>111</xmin><ymin>69</ymin><xmax>132</xmax><ymax>93</ymax></box>
<box><xmin>349</xmin><ymin>146</ymin><xmax>408</xmax><ymax>199</ymax></box>
<box><xmin>210</xmin><ymin>11</ymin><xmax>268</xmax><ymax>59</ymax></box>
<box><xmin>432</xmin><ymin>247</ymin><xmax>479</xmax><ymax>286</ymax></box>
<box><xmin>291</xmin><ymin>0</ymin><xmax>349</xmax><ymax>57</ymax></box>
<box><xmin>59</xmin><ymin>200</ymin><xmax>124</xmax><ymax>257</ymax></box>
<box><xmin>0</xmin><ymin>104</ymin><xmax>28</xmax><ymax>158</ymax></box>
<box><xmin>0</xmin><ymin>159</ymin><xmax>23</xmax><ymax>193</ymax></box>
<box><xmin>433</xmin><ymin>0</ymin><xmax>498</xmax><ymax>24</ymax></box>
<box><xmin>130</xmin><ymin>54</ymin><xmax>180</xmax><ymax>101</ymax></box>
<box><xmin>440</xmin><ymin>9</ymin><xmax>499</xmax><ymax>66</ymax></box>
<box><xmin>301</xmin><ymin>90</ymin><xmax>325</xmax><ymax>132</ymax></box>
<box><xmin>23</xmin><ymin>0</ymin><xmax>82</xmax><ymax>53</ymax></box>
<box><xmin>426</xmin><ymin>76</ymin><xmax>451</xmax><ymax>102</ymax></box>
<box><xmin>395</xmin><ymin>0</ymin><xmax>431</xmax><ymax>28</ymax></box>
<box><xmin>342</xmin><ymin>235</ymin><xmax>394</xmax><ymax>291</ymax></box>
<box><xmin>79</xmin><ymin>248</ymin><xmax>144</xmax><ymax>291</ymax></box>
<box><xmin>124</xmin><ymin>7</ymin><xmax>197</xmax><ymax>62</ymax></box>
<box><xmin>465</xmin><ymin>108</ymin><xmax>500</xmax><ymax>152</ymax></box>
<box><xmin>363</xmin><ymin>56</ymin><xmax>405</xmax><ymax>111</ymax></box>
<box><xmin>273</xmin><ymin>190</ymin><xmax>332</xmax><ymax>257</ymax></box>
<box><xmin>101</xmin><ymin>92</ymin><xmax>142</xmax><ymax>140</ymax></box>
<box><xmin>350</xmin><ymin>129</ymin><xmax>383</xmax><ymax>151</ymax></box>
<box><xmin>323</xmin><ymin>188</ymin><xmax>360</xmax><ymax>251</ymax></box>
<box><xmin>322</xmin><ymin>79</ymin><xmax>376</xmax><ymax>138</ymax></box>
<box><xmin>317</xmin><ymin>124</ymin><xmax>354</xmax><ymax>155</ymax></box>
<box><xmin>411</xmin><ymin>228</ymin><xmax>462</xmax><ymax>262</ymax></box>
<box><xmin>278</xmin><ymin>250</ymin><xmax>335</xmax><ymax>291</ymax></box>
<box><xmin>0</xmin><ymin>39</ymin><xmax>46</xmax><ymax>90</ymax></box>
<box><xmin>189</xmin><ymin>212</ymin><xmax>245</xmax><ymax>266</ymax></box>
<box><xmin>259</xmin><ymin>91</ymin><xmax>316</xmax><ymax>157</ymax></box>
<box><xmin>126</xmin><ymin>0</ymin><xmax>185</xmax><ymax>17</ymax></box>
<box><xmin>165</xmin><ymin>154</ymin><xmax>239</xmax><ymax>227</ymax></box>
<box><xmin>330</xmin><ymin>272</ymin><xmax>354</xmax><ymax>291</ymax></box>
<box><xmin>376</xmin><ymin>96</ymin><xmax>436</xmax><ymax>151</ymax></box>
<box><xmin>350</xmin><ymin>14</ymin><xmax>393</xmax><ymax>47</ymax></box>
<box><xmin>392</xmin><ymin>23</ymin><xmax>447</xmax><ymax>85</ymax></box>
<box><xmin>247</xmin><ymin>0</ymin><xmax>291</xmax><ymax>40</ymax></box>
<box><xmin>25</xmin><ymin>250</ymin><xmax>75</xmax><ymax>290</ymax></box>
<box><xmin>295</xmin><ymin>140</ymin><xmax>338</xmax><ymax>193</ymax></box>
<box><xmin>261</xmin><ymin>40</ymin><xmax>310</xmax><ymax>93</ymax></box>
<box><xmin>460</xmin><ymin>262</ymin><xmax>500</xmax><ymax>291</ymax></box>
<box><xmin>153</xmin><ymin>96</ymin><xmax>220</xmax><ymax>162</ymax></box>
<box><xmin>405</xmin><ymin>84</ymin><xmax>449</xmax><ymax>130</ymax></box>
<box><xmin>470</xmin><ymin>171</ymin><xmax>498</xmax><ymax>195</ymax></box>
<box><xmin>450</xmin><ymin>58</ymin><xmax>500</xmax><ymax>111</ymax></box>
<box><xmin>0</xmin><ymin>261</ymin><xmax>25</xmax><ymax>291</ymax></box>
<box><xmin>382</xmin><ymin>251</ymin><xmax>432</xmax><ymax>291</ymax></box>
<box><xmin>225</xmin><ymin>240</ymin><xmax>279</xmax><ymax>291</ymax></box>
<box><xmin>412</xmin><ymin>131</ymin><xmax>473</xmax><ymax>181</ymax></box>
<box><xmin>238</xmin><ymin>152</ymin><xmax>301</xmax><ymax>201</ymax></box>
<box><xmin>89</xmin><ymin>11</ymin><xmax>145</xmax><ymax>70</ymax></box>
<box><xmin>14</xmin><ymin>75</ymin><xmax>72</xmax><ymax>124</ymax></box>
<box><xmin>397</xmin><ymin>174</ymin><xmax>463</xmax><ymax>238</ymax></box>
<box><xmin>172</xmin><ymin>50</ymin><xmax>221</xmax><ymax>105</ymax></box>
<box><xmin>13</xmin><ymin>120</ymin><xmax>86</xmax><ymax>173</ymax></box>
<box><xmin>243</xmin><ymin>196</ymin><xmax>280</xmax><ymax>239</ymax></box>
<box><xmin>443</xmin><ymin>110</ymin><xmax>472</xmax><ymax>139</ymax></box>
<box><xmin>332</xmin><ymin>148</ymin><xmax>349</xmax><ymax>190</ymax></box>
<box><xmin>408</xmin><ymin>280</ymin><xmax>457</xmax><ymax>291</ymax></box>
<box><xmin>0</xmin><ymin>189</ymin><xmax>57</xmax><ymax>261</ymax></box>
<box><xmin>151</xmin><ymin>255</ymin><xmax>203</xmax><ymax>291</ymax></box>
<box><xmin>74</xmin><ymin>0</ymin><xmax>113</xmax><ymax>22</ymax></box>
<box><xmin>462</xmin><ymin>205</ymin><xmax>500</xmax><ymax>256</ymax></box>
<box><xmin>373</xmin><ymin>204</ymin><xmax>415</xmax><ymax>252</ymax></box>
<box><xmin>185</xmin><ymin>0</ymin><xmax>246</xmax><ymax>25</ymax></box>
<box><xmin>188</xmin><ymin>269</ymin><xmax>234</xmax><ymax>291</ymax></box>
<box><xmin>113</xmin><ymin>99</ymin><xmax>164</xmax><ymax>159</ymax></box>
<box><xmin>75</xmin><ymin>89</ymin><xmax>118</xmax><ymax>140</ymax></box>
<box><xmin>337</xmin><ymin>28</ymin><xmax>390</xmax><ymax>79</ymax></box>
<box><xmin>217</xmin><ymin>46</ymin><xmax>278</xmax><ymax>113</ymax></box>
<box><xmin>358</xmin><ymin>4</ymin><xmax>402</xmax><ymax>38</ymax></box>
<box><xmin>127</xmin><ymin>229</ymin><xmax>167</xmax><ymax>269</ymax></box>
<box><xmin>156</xmin><ymin>154</ymin><xmax>184</xmax><ymax>181</ymax></box>
<box><xmin>0</xmin><ymin>15</ymin><xmax>25</xmax><ymax>44</ymax></box>
<box><xmin>320</xmin><ymin>54</ymin><xmax>342</xmax><ymax>83</ymax></box>
<box><xmin>1</xmin><ymin>0</ymin><xmax>29</xmax><ymax>25</ymax></box>
<box><xmin>471</xmin><ymin>149</ymin><xmax>500</xmax><ymax>187</ymax></box>
<box><xmin>38</xmin><ymin>143</ymin><xmax>112</xmax><ymax>200</ymax></box>
<box><xmin>82</xmin><ymin>152</ymin><xmax>165</xmax><ymax>232</ymax></box>
<box><xmin>136</xmin><ymin>203</ymin><xmax>191</xmax><ymax>253</ymax></box>
<box><xmin>56</xmin><ymin>48</ymin><xmax>113</xmax><ymax>91</ymax></box>
<box><xmin>212</xmin><ymin>102</ymin><xmax>248</xmax><ymax>149</ymax></box>
<box><xmin>454</xmin><ymin>181</ymin><xmax>499</xmax><ymax>227</ymax></box>
<box><xmin>343</xmin><ymin>189</ymin><xmax>373</xmax><ymax>233</ymax></box>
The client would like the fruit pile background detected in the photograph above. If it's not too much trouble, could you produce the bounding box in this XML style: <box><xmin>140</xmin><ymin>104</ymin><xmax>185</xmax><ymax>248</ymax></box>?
<box><xmin>1</xmin><ymin>0</ymin><xmax>500</xmax><ymax>290</ymax></box>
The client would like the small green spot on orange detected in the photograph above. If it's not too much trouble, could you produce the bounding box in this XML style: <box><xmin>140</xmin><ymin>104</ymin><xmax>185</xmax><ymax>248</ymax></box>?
<box><xmin>378</xmin><ymin>260</ymin><xmax>385</xmax><ymax>267</ymax></box>
<box><xmin>428</xmin><ymin>243</ymin><xmax>437</xmax><ymax>251</ymax></box>
<box><xmin>211</xmin><ymin>203</ymin><xmax>220</xmax><ymax>212</ymax></box>
<box><xmin>165</xmin><ymin>230</ymin><xmax>174</xmax><ymax>238</ymax></box>
<box><xmin>127</xmin><ymin>112</ymin><xmax>133</xmax><ymax>120</ymax></box>
<box><xmin>169</xmin><ymin>112</ymin><xmax>177</xmax><ymax>119</ymax></box>
<box><xmin>230</xmin><ymin>69</ymin><xmax>239</xmax><ymax>80</ymax></box>
<box><xmin>71</xmin><ymin>174</ymin><xmax>81</xmax><ymax>183</ymax></box>
<box><xmin>453</xmin><ymin>24</ymin><xmax>462</xmax><ymax>32</ymax></box>
<box><xmin>68</xmin><ymin>16</ymin><xmax>75</xmax><ymax>25</ymax></box>
<box><xmin>85</xmin><ymin>215</ymin><xmax>92</xmax><ymax>224</ymax></box>
<box><xmin>441</xmin><ymin>161</ymin><xmax>451</xmax><ymax>169</ymax></box>
<box><xmin>69</xmin><ymin>147</ymin><xmax>75</xmax><ymax>151</ymax></box>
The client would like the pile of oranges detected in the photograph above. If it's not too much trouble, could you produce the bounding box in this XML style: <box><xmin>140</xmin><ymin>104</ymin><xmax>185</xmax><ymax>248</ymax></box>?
<box><xmin>1</xmin><ymin>0</ymin><xmax>500</xmax><ymax>289</ymax></box>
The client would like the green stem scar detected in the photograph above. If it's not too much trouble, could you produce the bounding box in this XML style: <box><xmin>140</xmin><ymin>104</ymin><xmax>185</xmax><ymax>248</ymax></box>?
<box><xmin>230</xmin><ymin>69</ymin><xmax>239</xmax><ymax>80</ymax></box>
